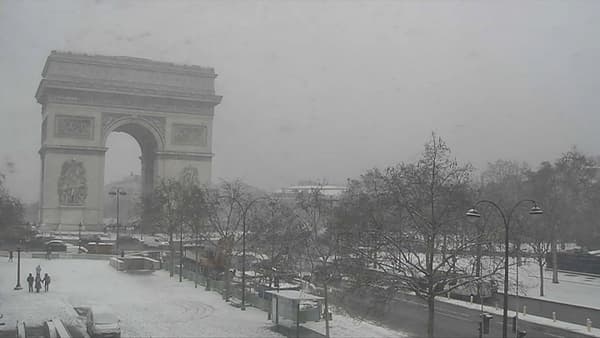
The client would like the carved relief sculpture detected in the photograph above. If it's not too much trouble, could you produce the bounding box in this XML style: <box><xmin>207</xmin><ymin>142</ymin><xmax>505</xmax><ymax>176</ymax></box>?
<box><xmin>172</xmin><ymin>124</ymin><xmax>207</xmax><ymax>146</ymax></box>
<box><xmin>57</xmin><ymin>159</ymin><xmax>88</xmax><ymax>205</ymax></box>
<box><xmin>180</xmin><ymin>166</ymin><xmax>200</xmax><ymax>186</ymax></box>
<box><xmin>55</xmin><ymin>115</ymin><xmax>94</xmax><ymax>139</ymax></box>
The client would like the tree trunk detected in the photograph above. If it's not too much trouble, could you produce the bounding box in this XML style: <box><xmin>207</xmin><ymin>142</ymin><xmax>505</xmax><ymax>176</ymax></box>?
<box><xmin>475</xmin><ymin>242</ymin><xmax>482</xmax><ymax>277</ymax></box>
<box><xmin>426</xmin><ymin>234</ymin><xmax>436</xmax><ymax>338</ymax></box>
<box><xmin>324</xmin><ymin>281</ymin><xmax>330</xmax><ymax>338</ymax></box>
<box><xmin>223</xmin><ymin>252</ymin><xmax>231</xmax><ymax>301</ymax></box>
<box><xmin>169</xmin><ymin>231</ymin><xmax>174</xmax><ymax>277</ymax></box>
<box><xmin>539</xmin><ymin>260</ymin><xmax>545</xmax><ymax>297</ymax></box>
<box><xmin>441</xmin><ymin>235</ymin><xmax>447</xmax><ymax>261</ymax></box>
<box><xmin>427</xmin><ymin>295</ymin><xmax>435</xmax><ymax>338</ymax></box>
<box><xmin>516</xmin><ymin>240</ymin><xmax>522</xmax><ymax>266</ymax></box>
<box><xmin>551</xmin><ymin>238</ymin><xmax>559</xmax><ymax>284</ymax></box>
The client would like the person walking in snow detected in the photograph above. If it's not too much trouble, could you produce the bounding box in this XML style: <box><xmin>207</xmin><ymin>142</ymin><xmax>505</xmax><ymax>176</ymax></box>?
<box><xmin>35</xmin><ymin>274</ymin><xmax>42</xmax><ymax>293</ymax></box>
<box><xmin>8</xmin><ymin>250</ymin><xmax>13</xmax><ymax>262</ymax></box>
<box><xmin>42</xmin><ymin>273</ymin><xmax>51</xmax><ymax>292</ymax></box>
<box><xmin>35</xmin><ymin>264</ymin><xmax>42</xmax><ymax>276</ymax></box>
<box><xmin>26</xmin><ymin>273</ymin><xmax>34</xmax><ymax>292</ymax></box>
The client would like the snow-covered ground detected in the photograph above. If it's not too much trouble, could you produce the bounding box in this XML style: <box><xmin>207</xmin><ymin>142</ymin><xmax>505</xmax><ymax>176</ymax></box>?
<box><xmin>0</xmin><ymin>257</ymin><xmax>405</xmax><ymax>337</ymax></box>
<box><xmin>507</xmin><ymin>259</ymin><xmax>600</xmax><ymax>310</ymax></box>
<box><xmin>303</xmin><ymin>307</ymin><xmax>407</xmax><ymax>338</ymax></box>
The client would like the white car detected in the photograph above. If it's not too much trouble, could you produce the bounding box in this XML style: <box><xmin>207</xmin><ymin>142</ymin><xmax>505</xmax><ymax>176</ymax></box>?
<box><xmin>144</xmin><ymin>237</ymin><xmax>170</xmax><ymax>248</ymax></box>
<box><xmin>86</xmin><ymin>306</ymin><xmax>121</xmax><ymax>338</ymax></box>
<box><xmin>65</xmin><ymin>243</ymin><xmax>88</xmax><ymax>254</ymax></box>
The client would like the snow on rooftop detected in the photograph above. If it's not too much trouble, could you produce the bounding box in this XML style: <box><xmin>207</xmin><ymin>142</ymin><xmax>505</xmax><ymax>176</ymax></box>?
<box><xmin>276</xmin><ymin>185</ymin><xmax>347</xmax><ymax>197</ymax></box>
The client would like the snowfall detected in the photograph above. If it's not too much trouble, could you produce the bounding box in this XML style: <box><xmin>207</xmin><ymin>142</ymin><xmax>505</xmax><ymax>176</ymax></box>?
<box><xmin>0</xmin><ymin>257</ymin><xmax>406</xmax><ymax>337</ymax></box>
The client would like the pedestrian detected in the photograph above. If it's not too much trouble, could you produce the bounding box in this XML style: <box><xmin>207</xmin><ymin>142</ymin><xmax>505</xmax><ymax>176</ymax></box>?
<box><xmin>35</xmin><ymin>274</ymin><xmax>42</xmax><ymax>293</ymax></box>
<box><xmin>26</xmin><ymin>273</ymin><xmax>34</xmax><ymax>292</ymax></box>
<box><xmin>36</xmin><ymin>264</ymin><xmax>42</xmax><ymax>276</ymax></box>
<box><xmin>8</xmin><ymin>250</ymin><xmax>13</xmax><ymax>262</ymax></box>
<box><xmin>42</xmin><ymin>273</ymin><xmax>51</xmax><ymax>292</ymax></box>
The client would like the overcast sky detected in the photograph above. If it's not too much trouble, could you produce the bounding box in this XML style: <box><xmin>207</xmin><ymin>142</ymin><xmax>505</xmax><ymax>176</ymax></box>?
<box><xmin>2</xmin><ymin>0</ymin><xmax>600</xmax><ymax>202</ymax></box>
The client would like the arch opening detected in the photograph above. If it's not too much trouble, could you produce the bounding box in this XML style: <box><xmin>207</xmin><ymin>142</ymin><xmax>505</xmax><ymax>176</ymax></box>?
<box><xmin>104</xmin><ymin>122</ymin><xmax>159</xmax><ymax>232</ymax></box>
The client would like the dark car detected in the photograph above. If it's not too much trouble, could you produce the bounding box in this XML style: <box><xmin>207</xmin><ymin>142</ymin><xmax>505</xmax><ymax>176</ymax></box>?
<box><xmin>45</xmin><ymin>240</ymin><xmax>67</xmax><ymax>252</ymax></box>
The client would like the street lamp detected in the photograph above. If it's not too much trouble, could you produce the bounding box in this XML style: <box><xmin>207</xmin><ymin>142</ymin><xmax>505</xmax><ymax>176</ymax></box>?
<box><xmin>180</xmin><ymin>220</ymin><xmax>184</xmax><ymax>283</ymax></box>
<box><xmin>78</xmin><ymin>221</ymin><xmax>83</xmax><ymax>254</ymax></box>
<box><xmin>14</xmin><ymin>247</ymin><xmax>22</xmax><ymax>290</ymax></box>
<box><xmin>466</xmin><ymin>200</ymin><xmax>543</xmax><ymax>338</ymax></box>
<box><xmin>109</xmin><ymin>188</ymin><xmax>127</xmax><ymax>254</ymax></box>
<box><xmin>235</xmin><ymin>196</ymin><xmax>270</xmax><ymax>311</ymax></box>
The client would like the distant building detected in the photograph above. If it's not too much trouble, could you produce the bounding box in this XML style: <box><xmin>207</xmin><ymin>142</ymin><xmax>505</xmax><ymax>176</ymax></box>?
<box><xmin>274</xmin><ymin>185</ymin><xmax>347</xmax><ymax>200</ymax></box>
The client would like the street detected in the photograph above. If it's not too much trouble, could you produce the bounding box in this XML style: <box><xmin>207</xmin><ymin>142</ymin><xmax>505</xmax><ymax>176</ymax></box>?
<box><xmin>346</xmin><ymin>291</ymin><xmax>595</xmax><ymax>338</ymax></box>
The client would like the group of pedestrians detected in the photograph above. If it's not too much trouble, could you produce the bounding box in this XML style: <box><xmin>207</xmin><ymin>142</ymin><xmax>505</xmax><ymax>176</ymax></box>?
<box><xmin>26</xmin><ymin>264</ymin><xmax>51</xmax><ymax>293</ymax></box>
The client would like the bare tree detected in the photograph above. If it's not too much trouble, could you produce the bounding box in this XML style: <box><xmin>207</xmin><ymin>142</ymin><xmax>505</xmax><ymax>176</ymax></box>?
<box><xmin>247</xmin><ymin>197</ymin><xmax>306</xmax><ymax>286</ymax></box>
<box><xmin>338</xmin><ymin>134</ymin><xmax>501</xmax><ymax>338</ymax></box>
<box><xmin>152</xmin><ymin>178</ymin><xmax>187</xmax><ymax>277</ymax></box>
<box><xmin>526</xmin><ymin>150</ymin><xmax>596</xmax><ymax>284</ymax></box>
<box><xmin>294</xmin><ymin>183</ymin><xmax>338</xmax><ymax>338</ymax></box>
<box><xmin>203</xmin><ymin>180</ymin><xmax>254</xmax><ymax>300</ymax></box>
<box><xmin>0</xmin><ymin>168</ymin><xmax>24</xmax><ymax>230</ymax></box>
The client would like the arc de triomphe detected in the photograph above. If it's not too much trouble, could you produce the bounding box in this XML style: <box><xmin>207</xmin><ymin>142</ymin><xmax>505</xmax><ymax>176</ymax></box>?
<box><xmin>36</xmin><ymin>51</ymin><xmax>222</xmax><ymax>231</ymax></box>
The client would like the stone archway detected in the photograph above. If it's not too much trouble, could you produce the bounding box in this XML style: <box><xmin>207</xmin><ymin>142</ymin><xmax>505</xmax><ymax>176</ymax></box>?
<box><xmin>36</xmin><ymin>51</ymin><xmax>222</xmax><ymax>231</ymax></box>
<box><xmin>103</xmin><ymin>115</ymin><xmax>164</xmax><ymax>199</ymax></box>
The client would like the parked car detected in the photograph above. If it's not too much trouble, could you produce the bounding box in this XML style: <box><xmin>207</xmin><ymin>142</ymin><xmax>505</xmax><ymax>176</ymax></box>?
<box><xmin>45</xmin><ymin>240</ymin><xmax>67</xmax><ymax>252</ymax></box>
<box><xmin>86</xmin><ymin>306</ymin><xmax>121</xmax><ymax>338</ymax></box>
<box><xmin>65</xmin><ymin>243</ymin><xmax>88</xmax><ymax>254</ymax></box>
<box><xmin>144</xmin><ymin>237</ymin><xmax>169</xmax><ymax>248</ymax></box>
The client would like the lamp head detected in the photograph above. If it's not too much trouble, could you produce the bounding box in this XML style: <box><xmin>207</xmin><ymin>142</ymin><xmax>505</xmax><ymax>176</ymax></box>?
<box><xmin>529</xmin><ymin>205</ymin><xmax>544</xmax><ymax>215</ymax></box>
<box><xmin>466</xmin><ymin>208</ymin><xmax>481</xmax><ymax>218</ymax></box>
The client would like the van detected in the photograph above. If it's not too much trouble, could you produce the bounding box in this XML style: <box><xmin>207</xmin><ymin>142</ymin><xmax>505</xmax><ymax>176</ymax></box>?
<box><xmin>86</xmin><ymin>306</ymin><xmax>121</xmax><ymax>338</ymax></box>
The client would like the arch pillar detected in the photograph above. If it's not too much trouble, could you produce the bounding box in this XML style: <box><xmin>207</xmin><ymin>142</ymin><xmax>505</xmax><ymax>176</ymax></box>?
<box><xmin>36</xmin><ymin>51</ymin><xmax>222</xmax><ymax>231</ymax></box>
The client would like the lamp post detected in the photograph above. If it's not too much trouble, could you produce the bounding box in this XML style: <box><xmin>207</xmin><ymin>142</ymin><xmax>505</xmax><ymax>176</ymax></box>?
<box><xmin>14</xmin><ymin>247</ymin><xmax>22</xmax><ymax>290</ymax></box>
<box><xmin>235</xmin><ymin>196</ymin><xmax>270</xmax><ymax>311</ymax></box>
<box><xmin>466</xmin><ymin>200</ymin><xmax>543</xmax><ymax>338</ymax></box>
<box><xmin>179</xmin><ymin>220</ymin><xmax>184</xmax><ymax>283</ymax></box>
<box><xmin>78</xmin><ymin>221</ymin><xmax>83</xmax><ymax>253</ymax></box>
<box><xmin>109</xmin><ymin>188</ymin><xmax>127</xmax><ymax>254</ymax></box>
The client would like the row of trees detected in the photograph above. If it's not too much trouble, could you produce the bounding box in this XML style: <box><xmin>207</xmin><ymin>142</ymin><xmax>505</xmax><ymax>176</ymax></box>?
<box><xmin>0</xmin><ymin>167</ymin><xmax>24</xmax><ymax>231</ymax></box>
<box><xmin>142</xmin><ymin>134</ymin><xmax>600</xmax><ymax>338</ymax></box>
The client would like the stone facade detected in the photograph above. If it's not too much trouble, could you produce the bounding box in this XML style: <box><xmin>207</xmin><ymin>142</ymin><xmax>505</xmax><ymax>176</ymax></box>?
<box><xmin>36</xmin><ymin>51</ymin><xmax>222</xmax><ymax>231</ymax></box>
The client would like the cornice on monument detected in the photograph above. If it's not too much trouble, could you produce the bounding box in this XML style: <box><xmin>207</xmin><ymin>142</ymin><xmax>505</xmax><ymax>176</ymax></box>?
<box><xmin>39</xmin><ymin>145</ymin><xmax>108</xmax><ymax>156</ymax></box>
<box><xmin>38</xmin><ymin>87</ymin><xmax>219</xmax><ymax>115</ymax></box>
<box><xmin>36</xmin><ymin>78</ymin><xmax>221</xmax><ymax>101</ymax></box>
<box><xmin>36</xmin><ymin>51</ymin><xmax>223</xmax><ymax>114</ymax></box>
<box><xmin>43</xmin><ymin>51</ymin><xmax>217</xmax><ymax>78</ymax></box>
<box><xmin>36</xmin><ymin>80</ymin><xmax>222</xmax><ymax>106</ymax></box>
<box><xmin>155</xmin><ymin>151</ymin><xmax>213</xmax><ymax>161</ymax></box>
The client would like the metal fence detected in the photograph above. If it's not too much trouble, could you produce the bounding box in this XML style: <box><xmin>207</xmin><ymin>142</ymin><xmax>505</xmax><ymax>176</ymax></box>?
<box><xmin>162</xmin><ymin>260</ymin><xmax>270</xmax><ymax>311</ymax></box>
